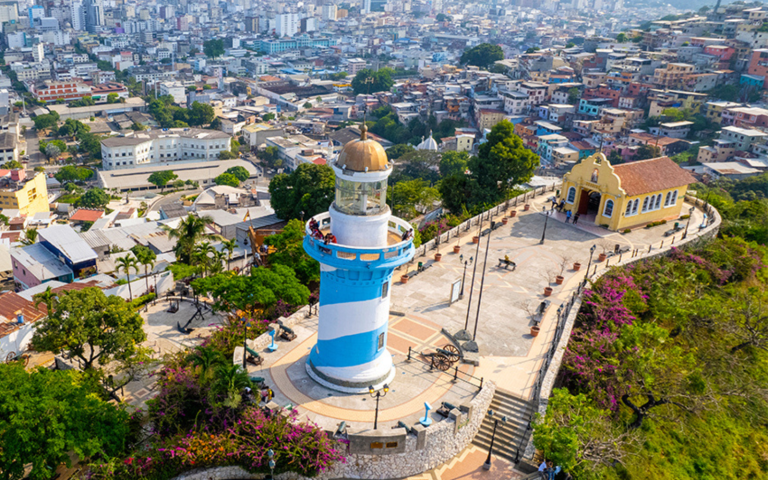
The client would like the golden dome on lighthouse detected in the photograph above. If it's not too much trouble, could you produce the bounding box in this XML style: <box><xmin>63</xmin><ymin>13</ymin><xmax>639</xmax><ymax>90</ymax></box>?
<box><xmin>336</xmin><ymin>124</ymin><xmax>390</xmax><ymax>173</ymax></box>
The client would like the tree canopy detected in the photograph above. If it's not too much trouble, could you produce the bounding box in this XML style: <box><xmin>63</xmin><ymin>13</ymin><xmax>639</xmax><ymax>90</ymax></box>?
<box><xmin>33</xmin><ymin>112</ymin><xmax>60</xmax><ymax>131</ymax></box>
<box><xmin>79</xmin><ymin>187</ymin><xmax>110</xmax><ymax>208</ymax></box>
<box><xmin>57</xmin><ymin>118</ymin><xmax>90</xmax><ymax>138</ymax></box>
<box><xmin>439</xmin><ymin>151</ymin><xmax>470</xmax><ymax>177</ymax></box>
<box><xmin>55</xmin><ymin>165</ymin><xmax>93</xmax><ymax>183</ymax></box>
<box><xmin>385</xmin><ymin>143</ymin><xmax>416</xmax><ymax>160</ymax></box>
<box><xmin>31</xmin><ymin>287</ymin><xmax>146</xmax><ymax>371</ymax></box>
<box><xmin>263</xmin><ymin>219</ymin><xmax>320</xmax><ymax>285</ymax></box>
<box><xmin>0</xmin><ymin>363</ymin><xmax>132</xmax><ymax>480</ymax></box>
<box><xmin>148</xmin><ymin>170</ymin><xmax>178</xmax><ymax>192</ymax></box>
<box><xmin>460</xmin><ymin>43</ymin><xmax>504</xmax><ymax>69</ymax></box>
<box><xmin>215</xmin><ymin>172</ymin><xmax>240</xmax><ymax>187</ymax></box>
<box><xmin>351</xmin><ymin>68</ymin><xmax>395</xmax><ymax>95</ymax></box>
<box><xmin>387</xmin><ymin>179</ymin><xmax>440</xmax><ymax>220</ymax></box>
<box><xmin>268</xmin><ymin>163</ymin><xmax>335</xmax><ymax>221</ymax></box>
<box><xmin>191</xmin><ymin>265</ymin><xmax>310</xmax><ymax>314</ymax></box>
<box><xmin>203</xmin><ymin>39</ymin><xmax>225</xmax><ymax>59</ymax></box>
<box><xmin>225</xmin><ymin>166</ymin><xmax>250</xmax><ymax>182</ymax></box>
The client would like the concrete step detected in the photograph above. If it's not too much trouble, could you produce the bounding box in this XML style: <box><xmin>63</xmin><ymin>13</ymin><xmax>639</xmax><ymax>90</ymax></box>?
<box><xmin>472</xmin><ymin>389</ymin><xmax>535</xmax><ymax>463</ymax></box>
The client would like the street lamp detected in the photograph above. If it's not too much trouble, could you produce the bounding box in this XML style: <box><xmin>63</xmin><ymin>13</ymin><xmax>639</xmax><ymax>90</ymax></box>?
<box><xmin>540</xmin><ymin>207</ymin><xmax>550</xmax><ymax>244</ymax></box>
<box><xmin>266</xmin><ymin>449</ymin><xmax>275</xmax><ymax>480</ymax></box>
<box><xmin>483</xmin><ymin>410</ymin><xmax>507</xmax><ymax>470</ymax></box>
<box><xmin>242</xmin><ymin>320</ymin><xmax>252</xmax><ymax>369</ymax></box>
<box><xmin>471</xmin><ymin>222</ymin><xmax>494</xmax><ymax>342</ymax></box>
<box><xmin>462</xmin><ymin>216</ymin><xmax>484</xmax><ymax>334</ymax></box>
<box><xmin>682</xmin><ymin>206</ymin><xmax>695</xmax><ymax>240</ymax></box>
<box><xmin>585</xmin><ymin>244</ymin><xmax>596</xmax><ymax>284</ymax></box>
<box><xmin>459</xmin><ymin>254</ymin><xmax>473</xmax><ymax>298</ymax></box>
<box><xmin>368</xmin><ymin>384</ymin><xmax>389</xmax><ymax>430</ymax></box>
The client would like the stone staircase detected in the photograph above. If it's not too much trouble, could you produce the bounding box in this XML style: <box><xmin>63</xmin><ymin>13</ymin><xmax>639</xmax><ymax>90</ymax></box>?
<box><xmin>472</xmin><ymin>388</ymin><xmax>536</xmax><ymax>464</ymax></box>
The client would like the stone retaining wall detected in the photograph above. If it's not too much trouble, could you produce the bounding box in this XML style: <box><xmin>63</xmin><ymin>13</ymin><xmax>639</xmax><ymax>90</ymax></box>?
<box><xmin>523</xmin><ymin>196</ymin><xmax>722</xmax><ymax>460</ymax></box>
<box><xmin>170</xmin><ymin>381</ymin><xmax>496</xmax><ymax>480</ymax></box>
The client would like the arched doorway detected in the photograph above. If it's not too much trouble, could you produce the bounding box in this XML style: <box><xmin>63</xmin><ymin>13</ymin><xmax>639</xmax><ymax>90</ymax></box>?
<box><xmin>577</xmin><ymin>189</ymin><xmax>602</xmax><ymax>219</ymax></box>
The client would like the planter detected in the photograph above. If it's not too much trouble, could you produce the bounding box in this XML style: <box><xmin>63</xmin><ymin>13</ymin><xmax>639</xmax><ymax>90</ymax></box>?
<box><xmin>453</xmin><ymin>245</ymin><xmax>461</xmax><ymax>254</ymax></box>
<box><xmin>573</xmin><ymin>262</ymin><xmax>581</xmax><ymax>271</ymax></box>
<box><xmin>510</xmin><ymin>211</ymin><xmax>517</xmax><ymax>218</ymax></box>
<box><xmin>472</xmin><ymin>236</ymin><xmax>480</xmax><ymax>244</ymax></box>
<box><xmin>502</xmin><ymin>217</ymin><xmax>508</xmax><ymax>225</ymax></box>
<box><xmin>434</xmin><ymin>253</ymin><xmax>442</xmax><ymax>262</ymax></box>
<box><xmin>544</xmin><ymin>287</ymin><xmax>553</xmax><ymax>297</ymax></box>
<box><xmin>400</xmin><ymin>275</ymin><xmax>409</xmax><ymax>284</ymax></box>
<box><xmin>555</xmin><ymin>275</ymin><xmax>564</xmax><ymax>285</ymax></box>
<box><xmin>598</xmin><ymin>253</ymin><xmax>607</xmax><ymax>262</ymax></box>
<box><xmin>524</xmin><ymin>204</ymin><xmax>531</xmax><ymax>211</ymax></box>
<box><xmin>530</xmin><ymin>325</ymin><xmax>540</xmax><ymax>337</ymax></box>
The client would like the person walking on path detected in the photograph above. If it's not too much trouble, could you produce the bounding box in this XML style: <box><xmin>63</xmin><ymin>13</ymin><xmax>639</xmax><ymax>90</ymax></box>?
<box><xmin>565</xmin><ymin>210</ymin><xmax>572</xmax><ymax>223</ymax></box>
<box><xmin>573</xmin><ymin>213</ymin><xmax>580</xmax><ymax>225</ymax></box>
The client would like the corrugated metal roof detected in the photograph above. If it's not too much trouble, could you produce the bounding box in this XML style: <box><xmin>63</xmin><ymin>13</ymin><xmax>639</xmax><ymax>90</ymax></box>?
<box><xmin>37</xmin><ymin>225</ymin><xmax>98</xmax><ymax>264</ymax></box>
<box><xmin>11</xmin><ymin>244</ymin><xmax>72</xmax><ymax>281</ymax></box>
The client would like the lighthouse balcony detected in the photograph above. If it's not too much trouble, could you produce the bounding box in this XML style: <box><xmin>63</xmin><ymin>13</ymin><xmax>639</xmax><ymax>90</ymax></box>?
<box><xmin>304</xmin><ymin>212</ymin><xmax>415</xmax><ymax>270</ymax></box>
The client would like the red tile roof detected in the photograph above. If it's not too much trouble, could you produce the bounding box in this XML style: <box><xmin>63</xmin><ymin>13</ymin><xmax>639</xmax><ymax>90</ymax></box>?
<box><xmin>0</xmin><ymin>292</ymin><xmax>47</xmax><ymax>338</ymax></box>
<box><xmin>613</xmin><ymin>157</ymin><xmax>697</xmax><ymax>197</ymax></box>
<box><xmin>311</xmin><ymin>158</ymin><xmax>327</xmax><ymax>165</ymax></box>
<box><xmin>69</xmin><ymin>208</ymin><xmax>105</xmax><ymax>222</ymax></box>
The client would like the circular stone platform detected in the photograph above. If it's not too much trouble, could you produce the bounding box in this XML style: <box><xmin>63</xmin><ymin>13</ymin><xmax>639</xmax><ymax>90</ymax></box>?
<box><xmin>245</xmin><ymin>313</ymin><xmax>482</xmax><ymax>432</ymax></box>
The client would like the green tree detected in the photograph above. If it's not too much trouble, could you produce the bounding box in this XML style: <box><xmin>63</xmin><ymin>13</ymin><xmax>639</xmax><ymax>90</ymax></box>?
<box><xmin>115</xmin><ymin>254</ymin><xmax>140</xmax><ymax>301</ymax></box>
<box><xmin>148</xmin><ymin>170</ymin><xmax>178</xmax><ymax>192</ymax></box>
<box><xmin>32</xmin><ymin>112</ymin><xmax>60</xmax><ymax>131</ymax></box>
<box><xmin>31</xmin><ymin>287</ymin><xmax>146</xmax><ymax>370</ymax></box>
<box><xmin>188</xmin><ymin>101</ymin><xmax>215</xmax><ymax>126</ymax></box>
<box><xmin>439</xmin><ymin>151</ymin><xmax>470</xmax><ymax>177</ymax></box>
<box><xmin>131</xmin><ymin>245</ymin><xmax>157</xmax><ymax>296</ymax></box>
<box><xmin>70</xmin><ymin>96</ymin><xmax>95</xmax><ymax>107</ymax></box>
<box><xmin>77</xmin><ymin>132</ymin><xmax>103</xmax><ymax>159</ymax></box>
<box><xmin>329</xmin><ymin>72</ymin><xmax>348</xmax><ymax>80</ymax></box>
<box><xmin>264</xmin><ymin>219</ymin><xmax>320</xmax><ymax>285</ymax></box>
<box><xmin>269</xmin><ymin>163</ymin><xmax>335</xmax><ymax>220</ymax></box>
<box><xmin>565</xmin><ymin>42</ymin><xmax>576</xmax><ymax>48</ymax></box>
<box><xmin>221</xmin><ymin>238</ymin><xmax>238</xmax><ymax>272</ymax></box>
<box><xmin>258</xmin><ymin>145</ymin><xmax>282</xmax><ymax>168</ymax></box>
<box><xmin>263</xmin><ymin>112</ymin><xmax>276</xmax><ymax>121</ymax></box>
<box><xmin>215</xmin><ymin>172</ymin><xmax>240</xmax><ymax>187</ymax></box>
<box><xmin>20</xmin><ymin>228</ymin><xmax>38</xmax><ymax>246</ymax></box>
<box><xmin>191</xmin><ymin>265</ymin><xmax>310</xmax><ymax>313</ymax></box>
<box><xmin>351</xmin><ymin>68</ymin><xmax>395</xmax><ymax>95</ymax></box>
<box><xmin>635</xmin><ymin>144</ymin><xmax>661</xmax><ymax>160</ymax></box>
<box><xmin>1</xmin><ymin>160</ymin><xmax>22</xmax><ymax>169</ymax></box>
<box><xmin>225</xmin><ymin>166</ymin><xmax>250</xmax><ymax>182</ymax></box>
<box><xmin>57</xmin><ymin>118</ymin><xmax>90</xmax><ymax>138</ymax></box>
<box><xmin>78</xmin><ymin>187</ymin><xmax>109</xmax><ymax>208</ymax></box>
<box><xmin>303</xmin><ymin>102</ymin><xmax>313</xmax><ymax>109</ymax></box>
<box><xmin>460</xmin><ymin>43</ymin><xmax>504</xmax><ymax>69</ymax></box>
<box><xmin>44</xmin><ymin>143</ymin><xmax>61</xmax><ymax>161</ymax></box>
<box><xmin>567</xmin><ymin>87</ymin><xmax>580</xmax><ymax>105</ymax></box>
<box><xmin>385</xmin><ymin>143</ymin><xmax>416</xmax><ymax>160</ymax></box>
<box><xmin>387</xmin><ymin>179</ymin><xmax>440</xmax><ymax>220</ymax></box>
<box><xmin>55</xmin><ymin>165</ymin><xmax>93</xmax><ymax>183</ymax></box>
<box><xmin>218</xmin><ymin>150</ymin><xmax>238</xmax><ymax>160</ymax></box>
<box><xmin>617</xmin><ymin>32</ymin><xmax>628</xmax><ymax>43</ymax></box>
<box><xmin>468</xmin><ymin>120</ymin><xmax>539</xmax><ymax>206</ymax></box>
<box><xmin>0</xmin><ymin>363</ymin><xmax>132</xmax><ymax>480</ymax></box>
<box><xmin>163</xmin><ymin>214</ymin><xmax>216</xmax><ymax>263</ymax></box>
<box><xmin>203</xmin><ymin>39</ymin><xmax>225</xmax><ymax>59</ymax></box>
<box><xmin>106</xmin><ymin>92</ymin><xmax>119</xmax><ymax>103</ymax></box>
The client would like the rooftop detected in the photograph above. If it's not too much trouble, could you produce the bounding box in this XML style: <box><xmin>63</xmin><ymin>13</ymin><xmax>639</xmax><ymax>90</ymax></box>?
<box><xmin>37</xmin><ymin>225</ymin><xmax>98</xmax><ymax>264</ymax></box>
<box><xmin>614</xmin><ymin>156</ymin><xmax>697</xmax><ymax>197</ymax></box>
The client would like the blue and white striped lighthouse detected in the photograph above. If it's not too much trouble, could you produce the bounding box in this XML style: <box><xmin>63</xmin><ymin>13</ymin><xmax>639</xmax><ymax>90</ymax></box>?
<box><xmin>304</xmin><ymin>125</ymin><xmax>415</xmax><ymax>392</ymax></box>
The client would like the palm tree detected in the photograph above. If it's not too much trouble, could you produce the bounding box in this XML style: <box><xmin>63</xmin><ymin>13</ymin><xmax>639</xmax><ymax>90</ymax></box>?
<box><xmin>20</xmin><ymin>228</ymin><xmax>38</xmax><ymax>246</ymax></box>
<box><xmin>116</xmin><ymin>254</ymin><xmax>141</xmax><ymax>301</ymax></box>
<box><xmin>132</xmin><ymin>246</ymin><xmax>157</xmax><ymax>296</ymax></box>
<box><xmin>189</xmin><ymin>345</ymin><xmax>224</xmax><ymax>381</ymax></box>
<box><xmin>212</xmin><ymin>363</ymin><xmax>253</xmax><ymax>408</ymax></box>
<box><xmin>195</xmin><ymin>241</ymin><xmax>216</xmax><ymax>277</ymax></box>
<box><xmin>32</xmin><ymin>286</ymin><xmax>57</xmax><ymax>312</ymax></box>
<box><xmin>221</xmin><ymin>238</ymin><xmax>238</xmax><ymax>271</ymax></box>
<box><xmin>210</xmin><ymin>250</ymin><xmax>226</xmax><ymax>276</ymax></box>
<box><xmin>162</xmin><ymin>214</ymin><xmax>216</xmax><ymax>264</ymax></box>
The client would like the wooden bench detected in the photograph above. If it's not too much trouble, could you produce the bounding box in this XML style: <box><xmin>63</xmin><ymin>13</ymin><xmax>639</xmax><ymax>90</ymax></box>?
<box><xmin>497</xmin><ymin>258</ymin><xmax>516</xmax><ymax>270</ymax></box>
<box><xmin>663</xmin><ymin>224</ymin><xmax>684</xmax><ymax>237</ymax></box>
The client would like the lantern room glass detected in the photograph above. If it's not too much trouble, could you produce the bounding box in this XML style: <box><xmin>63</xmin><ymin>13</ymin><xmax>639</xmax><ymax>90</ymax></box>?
<box><xmin>335</xmin><ymin>177</ymin><xmax>387</xmax><ymax>216</ymax></box>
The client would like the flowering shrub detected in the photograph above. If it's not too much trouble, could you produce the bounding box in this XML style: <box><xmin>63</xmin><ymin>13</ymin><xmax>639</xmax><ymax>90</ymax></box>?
<box><xmin>88</xmin><ymin>408</ymin><xmax>345</xmax><ymax>480</ymax></box>
<box><xmin>419</xmin><ymin>217</ymin><xmax>450</xmax><ymax>242</ymax></box>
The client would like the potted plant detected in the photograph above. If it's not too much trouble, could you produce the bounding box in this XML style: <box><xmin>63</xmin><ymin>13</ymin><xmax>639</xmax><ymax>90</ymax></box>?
<box><xmin>524</xmin><ymin>204</ymin><xmax>531</xmax><ymax>211</ymax></box>
<box><xmin>510</xmin><ymin>211</ymin><xmax>517</xmax><ymax>218</ymax></box>
<box><xmin>435</xmin><ymin>252</ymin><xmax>442</xmax><ymax>262</ymax></box>
<box><xmin>573</xmin><ymin>262</ymin><xmax>581</xmax><ymax>271</ymax></box>
<box><xmin>453</xmin><ymin>245</ymin><xmax>461</xmax><ymax>254</ymax></box>
<box><xmin>597</xmin><ymin>240</ymin><xmax>611</xmax><ymax>262</ymax></box>
<box><xmin>472</xmin><ymin>235</ymin><xmax>480</xmax><ymax>244</ymax></box>
<box><xmin>555</xmin><ymin>255</ymin><xmax>570</xmax><ymax>285</ymax></box>
<box><xmin>544</xmin><ymin>286</ymin><xmax>553</xmax><ymax>296</ymax></box>
<box><xmin>530</xmin><ymin>325</ymin><xmax>540</xmax><ymax>337</ymax></box>
<box><xmin>401</xmin><ymin>265</ymin><xmax>410</xmax><ymax>283</ymax></box>
<box><xmin>502</xmin><ymin>217</ymin><xmax>509</xmax><ymax>225</ymax></box>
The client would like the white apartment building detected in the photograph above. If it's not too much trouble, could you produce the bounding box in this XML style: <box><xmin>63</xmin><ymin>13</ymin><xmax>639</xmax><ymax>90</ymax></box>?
<box><xmin>322</xmin><ymin>4</ymin><xmax>337</xmax><ymax>20</ymax></box>
<box><xmin>101</xmin><ymin>128</ymin><xmax>232</xmax><ymax>171</ymax></box>
<box><xmin>276</xmin><ymin>13</ymin><xmax>298</xmax><ymax>37</ymax></box>
<box><xmin>159</xmin><ymin>82</ymin><xmax>187</xmax><ymax>105</ymax></box>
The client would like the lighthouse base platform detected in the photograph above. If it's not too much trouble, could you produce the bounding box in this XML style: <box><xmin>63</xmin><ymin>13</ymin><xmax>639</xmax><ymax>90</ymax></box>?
<box><xmin>306</xmin><ymin>358</ymin><xmax>397</xmax><ymax>394</ymax></box>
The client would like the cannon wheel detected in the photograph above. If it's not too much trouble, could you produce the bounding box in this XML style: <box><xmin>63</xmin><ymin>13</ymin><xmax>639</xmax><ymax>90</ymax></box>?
<box><xmin>442</xmin><ymin>344</ymin><xmax>461</xmax><ymax>362</ymax></box>
<box><xmin>21</xmin><ymin>354</ymin><xmax>30</xmax><ymax>367</ymax></box>
<box><xmin>432</xmin><ymin>353</ymin><xmax>451</xmax><ymax>371</ymax></box>
<box><xmin>5</xmin><ymin>352</ymin><xmax>17</xmax><ymax>363</ymax></box>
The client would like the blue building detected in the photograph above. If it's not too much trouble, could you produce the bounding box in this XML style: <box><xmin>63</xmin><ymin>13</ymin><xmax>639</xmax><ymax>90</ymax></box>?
<box><xmin>257</xmin><ymin>35</ymin><xmax>337</xmax><ymax>54</ymax></box>
<box><xmin>740</xmin><ymin>74</ymin><xmax>764</xmax><ymax>89</ymax></box>
<box><xmin>37</xmin><ymin>225</ymin><xmax>98</xmax><ymax>278</ymax></box>
<box><xmin>304</xmin><ymin>125</ymin><xmax>414</xmax><ymax>392</ymax></box>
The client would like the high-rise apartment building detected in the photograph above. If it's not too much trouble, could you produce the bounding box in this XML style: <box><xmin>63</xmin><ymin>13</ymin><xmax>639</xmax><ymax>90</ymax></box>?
<box><xmin>275</xmin><ymin>12</ymin><xmax>298</xmax><ymax>37</ymax></box>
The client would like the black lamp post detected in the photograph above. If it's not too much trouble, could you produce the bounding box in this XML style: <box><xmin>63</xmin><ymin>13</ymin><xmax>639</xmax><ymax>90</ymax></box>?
<box><xmin>242</xmin><ymin>320</ymin><xmax>252</xmax><ymax>369</ymax></box>
<box><xmin>585</xmin><ymin>245</ymin><xmax>596</xmax><ymax>284</ymax></box>
<box><xmin>682</xmin><ymin>206</ymin><xmax>695</xmax><ymax>240</ymax></box>
<box><xmin>459</xmin><ymin>254</ymin><xmax>473</xmax><ymax>298</ymax></box>
<box><xmin>540</xmin><ymin>207</ymin><xmax>550</xmax><ymax>244</ymax></box>
<box><xmin>471</xmin><ymin>222</ymin><xmax>494</xmax><ymax>342</ymax></box>
<box><xmin>463</xmin><ymin>216</ymin><xmax>484</xmax><ymax>332</ymax></box>
<box><xmin>368</xmin><ymin>384</ymin><xmax>389</xmax><ymax>430</ymax></box>
<box><xmin>483</xmin><ymin>410</ymin><xmax>507</xmax><ymax>470</ymax></box>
